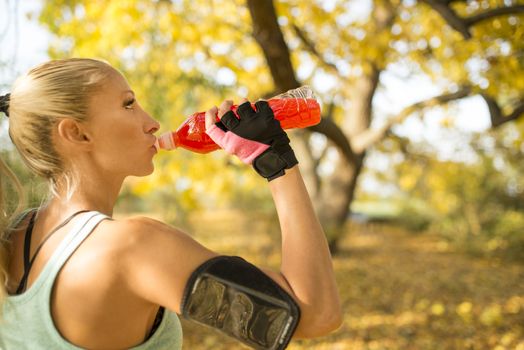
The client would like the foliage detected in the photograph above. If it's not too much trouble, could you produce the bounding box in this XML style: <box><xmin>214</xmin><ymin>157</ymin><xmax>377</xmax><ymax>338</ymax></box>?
<box><xmin>1</xmin><ymin>1</ymin><xmax>523</xmax><ymax>346</ymax></box>
<box><xmin>35</xmin><ymin>0</ymin><xmax>524</xmax><ymax>223</ymax></box>
<box><xmin>367</xmin><ymin>118</ymin><xmax>524</xmax><ymax>262</ymax></box>
<box><xmin>37</xmin><ymin>0</ymin><xmax>276</xmax><ymax>221</ymax></box>
<box><xmin>180</xmin><ymin>210</ymin><xmax>524</xmax><ymax>349</ymax></box>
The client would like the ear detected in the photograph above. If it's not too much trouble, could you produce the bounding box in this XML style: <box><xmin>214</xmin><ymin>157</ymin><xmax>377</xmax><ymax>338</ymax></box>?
<box><xmin>56</xmin><ymin>119</ymin><xmax>92</xmax><ymax>149</ymax></box>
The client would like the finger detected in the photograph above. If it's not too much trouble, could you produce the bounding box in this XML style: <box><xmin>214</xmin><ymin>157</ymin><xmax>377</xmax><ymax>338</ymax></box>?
<box><xmin>236</xmin><ymin>100</ymin><xmax>256</xmax><ymax>120</ymax></box>
<box><xmin>218</xmin><ymin>100</ymin><xmax>234</xmax><ymax>118</ymax></box>
<box><xmin>219</xmin><ymin>110</ymin><xmax>240</xmax><ymax>130</ymax></box>
<box><xmin>205</xmin><ymin>106</ymin><xmax>218</xmax><ymax>131</ymax></box>
<box><xmin>254</xmin><ymin>100</ymin><xmax>274</xmax><ymax>119</ymax></box>
<box><xmin>215</xmin><ymin>120</ymin><xmax>229</xmax><ymax>132</ymax></box>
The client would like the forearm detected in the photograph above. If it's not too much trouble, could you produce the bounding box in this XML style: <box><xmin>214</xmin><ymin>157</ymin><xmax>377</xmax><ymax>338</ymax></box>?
<box><xmin>269</xmin><ymin>165</ymin><xmax>342</xmax><ymax>336</ymax></box>
<box><xmin>203</xmin><ymin>99</ymin><xmax>341</xmax><ymax>336</ymax></box>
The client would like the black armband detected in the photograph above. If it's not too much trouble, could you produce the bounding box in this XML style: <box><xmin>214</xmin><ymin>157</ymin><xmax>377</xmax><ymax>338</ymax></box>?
<box><xmin>180</xmin><ymin>256</ymin><xmax>300</xmax><ymax>350</ymax></box>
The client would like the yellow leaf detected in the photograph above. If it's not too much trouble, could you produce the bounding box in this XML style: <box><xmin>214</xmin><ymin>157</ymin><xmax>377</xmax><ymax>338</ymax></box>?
<box><xmin>479</xmin><ymin>304</ymin><xmax>502</xmax><ymax>327</ymax></box>
<box><xmin>430</xmin><ymin>302</ymin><xmax>445</xmax><ymax>316</ymax></box>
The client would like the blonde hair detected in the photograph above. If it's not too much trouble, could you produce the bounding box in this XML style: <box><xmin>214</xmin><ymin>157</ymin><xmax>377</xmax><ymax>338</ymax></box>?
<box><xmin>0</xmin><ymin>157</ymin><xmax>24</xmax><ymax>304</ymax></box>
<box><xmin>0</xmin><ymin>58</ymin><xmax>114</xmax><ymax>305</ymax></box>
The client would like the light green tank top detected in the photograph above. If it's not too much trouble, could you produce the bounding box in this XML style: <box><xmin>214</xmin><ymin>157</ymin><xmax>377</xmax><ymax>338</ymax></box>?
<box><xmin>0</xmin><ymin>211</ymin><xmax>183</xmax><ymax>350</ymax></box>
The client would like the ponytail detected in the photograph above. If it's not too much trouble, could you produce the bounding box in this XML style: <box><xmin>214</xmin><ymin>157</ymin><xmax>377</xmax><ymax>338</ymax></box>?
<box><xmin>0</xmin><ymin>126</ymin><xmax>25</xmax><ymax>307</ymax></box>
<box><xmin>0</xmin><ymin>58</ymin><xmax>112</xmax><ymax>306</ymax></box>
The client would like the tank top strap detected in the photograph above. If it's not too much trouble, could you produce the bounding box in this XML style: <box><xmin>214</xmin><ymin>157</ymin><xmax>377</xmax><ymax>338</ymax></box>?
<box><xmin>35</xmin><ymin>211</ymin><xmax>110</xmax><ymax>293</ymax></box>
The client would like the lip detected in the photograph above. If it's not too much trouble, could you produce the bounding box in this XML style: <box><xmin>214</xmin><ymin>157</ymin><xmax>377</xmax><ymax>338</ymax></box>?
<box><xmin>150</xmin><ymin>138</ymin><xmax>159</xmax><ymax>150</ymax></box>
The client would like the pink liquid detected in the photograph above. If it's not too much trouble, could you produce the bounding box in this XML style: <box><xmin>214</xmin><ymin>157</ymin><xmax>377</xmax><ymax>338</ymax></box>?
<box><xmin>158</xmin><ymin>97</ymin><xmax>321</xmax><ymax>154</ymax></box>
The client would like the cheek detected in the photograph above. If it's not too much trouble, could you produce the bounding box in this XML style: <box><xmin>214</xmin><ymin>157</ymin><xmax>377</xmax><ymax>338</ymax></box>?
<box><xmin>110</xmin><ymin>129</ymin><xmax>143</xmax><ymax>159</ymax></box>
<box><xmin>88</xmin><ymin>110</ymin><xmax>154</xmax><ymax>173</ymax></box>
<box><xmin>93</xmin><ymin>125</ymin><xmax>139</xmax><ymax>164</ymax></box>
<box><xmin>95</xmin><ymin>130</ymin><xmax>125</xmax><ymax>154</ymax></box>
<box><xmin>99</xmin><ymin>118</ymin><xmax>138</xmax><ymax>146</ymax></box>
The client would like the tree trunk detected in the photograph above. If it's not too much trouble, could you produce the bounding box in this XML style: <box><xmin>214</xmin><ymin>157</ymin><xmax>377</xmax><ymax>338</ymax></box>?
<box><xmin>316</xmin><ymin>67</ymin><xmax>380</xmax><ymax>253</ymax></box>
<box><xmin>246</xmin><ymin>0</ymin><xmax>380</xmax><ymax>254</ymax></box>
<box><xmin>317</xmin><ymin>151</ymin><xmax>365</xmax><ymax>253</ymax></box>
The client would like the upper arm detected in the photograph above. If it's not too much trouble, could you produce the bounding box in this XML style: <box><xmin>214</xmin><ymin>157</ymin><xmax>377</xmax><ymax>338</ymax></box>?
<box><xmin>111</xmin><ymin>216</ymin><xmax>333</xmax><ymax>338</ymax></box>
<box><xmin>113</xmin><ymin>216</ymin><xmax>218</xmax><ymax>314</ymax></box>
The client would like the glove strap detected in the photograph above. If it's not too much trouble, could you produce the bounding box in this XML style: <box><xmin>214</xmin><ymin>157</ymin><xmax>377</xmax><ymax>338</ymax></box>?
<box><xmin>253</xmin><ymin>149</ymin><xmax>298</xmax><ymax>181</ymax></box>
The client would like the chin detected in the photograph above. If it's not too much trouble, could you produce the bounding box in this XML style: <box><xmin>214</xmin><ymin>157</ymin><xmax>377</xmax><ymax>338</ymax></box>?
<box><xmin>133</xmin><ymin>164</ymin><xmax>155</xmax><ymax>177</ymax></box>
<box><xmin>144</xmin><ymin>165</ymin><xmax>155</xmax><ymax>176</ymax></box>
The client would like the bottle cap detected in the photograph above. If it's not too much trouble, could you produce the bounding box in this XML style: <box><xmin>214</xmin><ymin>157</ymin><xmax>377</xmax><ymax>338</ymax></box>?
<box><xmin>157</xmin><ymin>132</ymin><xmax>176</xmax><ymax>150</ymax></box>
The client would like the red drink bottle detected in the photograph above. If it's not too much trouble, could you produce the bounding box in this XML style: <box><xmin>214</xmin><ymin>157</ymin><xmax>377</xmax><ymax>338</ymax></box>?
<box><xmin>156</xmin><ymin>86</ymin><xmax>321</xmax><ymax>154</ymax></box>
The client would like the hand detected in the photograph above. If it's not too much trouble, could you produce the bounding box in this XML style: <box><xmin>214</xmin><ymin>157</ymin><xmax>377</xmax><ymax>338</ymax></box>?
<box><xmin>205</xmin><ymin>99</ymin><xmax>298</xmax><ymax>181</ymax></box>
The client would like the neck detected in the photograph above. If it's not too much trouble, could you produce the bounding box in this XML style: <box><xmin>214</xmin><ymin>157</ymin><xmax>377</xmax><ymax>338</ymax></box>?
<box><xmin>45</xmin><ymin>172</ymin><xmax>125</xmax><ymax>217</ymax></box>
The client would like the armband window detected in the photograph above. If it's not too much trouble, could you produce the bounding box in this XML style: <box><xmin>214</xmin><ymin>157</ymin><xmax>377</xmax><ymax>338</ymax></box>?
<box><xmin>180</xmin><ymin>256</ymin><xmax>300</xmax><ymax>350</ymax></box>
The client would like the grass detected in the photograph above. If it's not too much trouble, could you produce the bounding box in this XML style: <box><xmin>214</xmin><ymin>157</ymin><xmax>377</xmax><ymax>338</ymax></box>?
<box><xmin>175</xmin><ymin>210</ymin><xmax>524</xmax><ymax>350</ymax></box>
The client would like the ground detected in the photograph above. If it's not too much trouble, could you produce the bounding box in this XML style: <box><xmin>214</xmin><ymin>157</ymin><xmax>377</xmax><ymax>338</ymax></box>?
<box><xmin>176</xmin><ymin>210</ymin><xmax>524</xmax><ymax>350</ymax></box>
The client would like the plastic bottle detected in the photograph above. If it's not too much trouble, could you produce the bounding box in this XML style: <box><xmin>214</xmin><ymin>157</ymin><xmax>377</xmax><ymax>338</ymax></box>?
<box><xmin>156</xmin><ymin>86</ymin><xmax>321</xmax><ymax>154</ymax></box>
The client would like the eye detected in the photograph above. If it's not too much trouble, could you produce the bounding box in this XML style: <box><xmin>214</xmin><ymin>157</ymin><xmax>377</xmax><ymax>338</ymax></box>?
<box><xmin>124</xmin><ymin>98</ymin><xmax>136</xmax><ymax>109</ymax></box>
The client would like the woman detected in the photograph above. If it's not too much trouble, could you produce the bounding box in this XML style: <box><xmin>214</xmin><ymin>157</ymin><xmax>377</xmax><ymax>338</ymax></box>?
<box><xmin>0</xmin><ymin>58</ymin><xmax>341</xmax><ymax>349</ymax></box>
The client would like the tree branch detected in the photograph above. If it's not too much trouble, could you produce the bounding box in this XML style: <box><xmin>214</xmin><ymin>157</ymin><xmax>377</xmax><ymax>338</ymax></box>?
<box><xmin>421</xmin><ymin>0</ymin><xmax>472</xmax><ymax>39</ymax></box>
<box><xmin>314</xmin><ymin>141</ymin><xmax>330</xmax><ymax>171</ymax></box>
<box><xmin>351</xmin><ymin>87</ymin><xmax>472</xmax><ymax>153</ymax></box>
<box><xmin>308</xmin><ymin>118</ymin><xmax>357</xmax><ymax>166</ymax></box>
<box><xmin>246</xmin><ymin>0</ymin><xmax>299</xmax><ymax>92</ymax></box>
<box><xmin>480</xmin><ymin>94</ymin><xmax>524</xmax><ymax>128</ymax></box>
<box><xmin>291</xmin><ymin>23</ymin><xmax>339</xmax><ymax>74</ymax></box>
<box><xmin>246</xmin><ymin>0</ymin><xmax>357</xmax><ymax>167</ymax></box>
<box><xmin>312</xmin><ymin>100</ymin><xmax>336</xmax><ymax>170</ymax></box>
<box><xmin>466</xmin><ymin>5</ymin><xmax>524</xmax><ymax>27</ymax></box>
<box><xmin>421</xmin><ymin>0</ymin><xmax>524</xmax><ymax>40</ymax></box>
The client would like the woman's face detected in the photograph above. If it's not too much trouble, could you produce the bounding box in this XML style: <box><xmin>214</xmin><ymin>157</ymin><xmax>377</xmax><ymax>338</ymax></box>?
<box><xmin>85</xmin><ymin>70</ymin><xmax>160</xmax><ymax>178</ymax></box>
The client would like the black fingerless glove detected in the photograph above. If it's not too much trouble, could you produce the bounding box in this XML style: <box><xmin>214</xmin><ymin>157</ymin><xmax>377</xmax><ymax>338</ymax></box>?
<box><xmin>216</xmin><ymin>101</ymin><xmax>298</xmax><ymax>181</ymax></box>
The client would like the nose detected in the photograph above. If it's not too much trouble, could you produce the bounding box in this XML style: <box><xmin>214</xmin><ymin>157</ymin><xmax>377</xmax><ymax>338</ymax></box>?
<box><xmin>145</xmin><ymin>114</ymin><xmax>160</xmax><ymax>134</ymax></box>
<box><xmin>148</xmin><ymin>121</ymin><xmax>160</xmax><ymax>134</ymax></box>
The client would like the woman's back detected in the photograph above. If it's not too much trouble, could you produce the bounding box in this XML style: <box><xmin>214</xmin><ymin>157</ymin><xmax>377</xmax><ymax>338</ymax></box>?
<box><xmin>2</xmin><ymin>211</ymin><xmax>182</xmax><ymax>349</ymax></box>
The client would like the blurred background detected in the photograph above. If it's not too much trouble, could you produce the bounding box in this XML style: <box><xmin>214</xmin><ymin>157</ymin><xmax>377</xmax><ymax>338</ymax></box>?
<box><xmin>1</xmin><ymin>0</ymin><xmax>523</xmax><ymax>349</ymax></box>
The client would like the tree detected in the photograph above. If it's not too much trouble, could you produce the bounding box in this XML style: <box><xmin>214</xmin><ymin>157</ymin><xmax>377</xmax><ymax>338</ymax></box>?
<box><xmin>245</xmin><ymin>0</ymin><xmax>524</xmax><ymax>251</ymax></box>
<box><xmin>38</xmin><ymin>0</ymin><xmax>524</xmax><ymax>251</ymax></box>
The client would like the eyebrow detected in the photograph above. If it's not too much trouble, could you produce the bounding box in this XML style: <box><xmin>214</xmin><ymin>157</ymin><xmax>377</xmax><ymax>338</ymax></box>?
<box><xmin>122</xmin><ymin>90</ymin><xmax>135</xmax><ymax>96</ymax></box>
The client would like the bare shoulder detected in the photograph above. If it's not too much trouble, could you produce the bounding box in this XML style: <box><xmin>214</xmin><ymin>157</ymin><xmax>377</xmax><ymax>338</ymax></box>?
<box><xmin>98</xmin><ymin>215</ymin><xmax>218</xmax><ymax>277</ymax></box>
<box><xmin>101</xmin><ymin>215</ymin><xmax>192</xmax><ymax>247</ymax></box>
<box><xmin>96</xmin><ymin>215</ymin><xmax>218</xmax><ymax>313</ymax></box>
